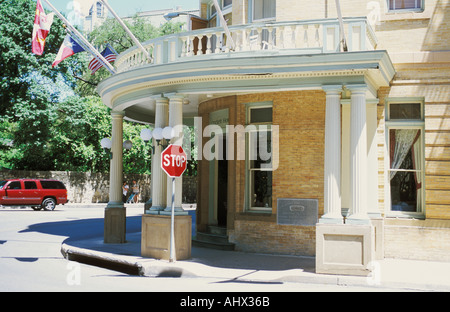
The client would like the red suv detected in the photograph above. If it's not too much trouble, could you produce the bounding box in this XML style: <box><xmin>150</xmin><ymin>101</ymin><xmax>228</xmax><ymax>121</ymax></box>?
<box><xmin>0</xmin><ymin>179</ymin><xmax>68</xmax><ymax>211</ymax></box>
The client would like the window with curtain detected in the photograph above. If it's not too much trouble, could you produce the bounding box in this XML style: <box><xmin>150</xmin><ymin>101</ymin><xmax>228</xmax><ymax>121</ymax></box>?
<box><xmin>389</xmin><ymin>129</ymin><xmax>422</xmax><ymax>212</ymax></box>
<box><xmin>389</xmin><ymin>0</ymin><xmax>422</xmax><ymax>11</ymax></box>
<box><xmin>253</xmin><ymin>0</ymin><xmax>276</xmax><ymax>21</ymax></box>
<box><xmin>387</xmin><ymin>101</ymin><xmax>424</xmax><ymax>215</ymax></box>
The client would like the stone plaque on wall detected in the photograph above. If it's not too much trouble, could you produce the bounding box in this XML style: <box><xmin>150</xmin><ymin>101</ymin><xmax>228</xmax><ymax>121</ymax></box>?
<box><xmin>277</xmin><ymin>198</ymin><xmax>318</xmax><ymax>226</ymax></box>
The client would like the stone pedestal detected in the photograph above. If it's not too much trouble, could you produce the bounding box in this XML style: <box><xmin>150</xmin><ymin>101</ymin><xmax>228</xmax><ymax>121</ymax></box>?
<box><xmin>104</xmin><ymin>207</ymin><xmax>126</xmax><ymax>244</ymax></box>
<box><xmin>141</xmin><ymin>214</ymin><xmax>192</xmax><ymax>261</ymax></box>
<box><xmin>316</xmin><ymin>223</ymin><xmax>374</xmax><ymax>276</ymax></box>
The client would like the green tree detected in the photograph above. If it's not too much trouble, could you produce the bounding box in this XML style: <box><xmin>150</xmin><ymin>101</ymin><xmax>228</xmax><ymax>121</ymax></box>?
<box><xmin>0</xmin><ymin>0</ymin><xmax>83</xmax><ymax>170</ymax></box>
<box><xmin>50</xmin><ymin>96</ymin><xmax>112</xmax><ymax>172</ymax></box>
<box><xmin>0</xmin><ymin>0</ymin><xmax>79</xmax><ymax>117</ymax></box>
<box><xmin>74</xmin><ymin>15</ymin><xmax>184</xmax><ymax>96</ymax></box>
<box><xmin>0</xmin><ymin>1</ymin><xmax>192</xmax><ymax>175</ymax></box>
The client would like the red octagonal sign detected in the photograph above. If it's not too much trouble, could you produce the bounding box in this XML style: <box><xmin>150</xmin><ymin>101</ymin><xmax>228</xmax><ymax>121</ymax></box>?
<box><xmin>161</xmin><ymin>145</ymin><xmax>187</xmax><ymax>178</ymax></box>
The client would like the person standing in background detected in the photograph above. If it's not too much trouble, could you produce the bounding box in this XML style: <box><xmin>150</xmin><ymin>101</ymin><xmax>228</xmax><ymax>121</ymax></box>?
<box><xmin>131</xmin><ymin>180</ymin><xmax>139</xmax><ymax>203</ymax></box>
<box><xmin>122</xmin><ymin>181</ymin><xmax>129</xmax><ymax>203</ymax></box>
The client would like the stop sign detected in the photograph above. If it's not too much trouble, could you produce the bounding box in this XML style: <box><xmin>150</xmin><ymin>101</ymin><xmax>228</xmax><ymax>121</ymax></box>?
<box><xmin>161</xmin><ymin>145</ymin><xmax>187</xmax><ymax>178</ymax></box>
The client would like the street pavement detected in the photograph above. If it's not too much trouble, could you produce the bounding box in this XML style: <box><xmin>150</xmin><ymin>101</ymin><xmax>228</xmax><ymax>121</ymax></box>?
<box><xmin>61</xmin><ymin>203</ymin><xmax>450</xmax><ymax>292</ymax></box>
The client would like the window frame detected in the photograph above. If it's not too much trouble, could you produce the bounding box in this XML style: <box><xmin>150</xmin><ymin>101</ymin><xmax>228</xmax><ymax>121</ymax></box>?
<box><xmin>208</xmin><ymin>0</ymin><xmax>233</xmax><ymax>22</ymax></box>
<box><xmin>245</xmin><ymin>102</ymin><xmax>274</xmax><ymax>213</ymax></box>
<box><xmin>251</xmin><ymin>0</ymin><xmax>276</xmax><ymax>23</ymax></box>
<box><xmin>385</xmin><ymin>98</ymin><xmax>425</xmax><ymax>219</ymax></box>
<box><xmin>387</xmin><ymin>0</ymin><xmax>424</xmax><ymax>13</ymax></box>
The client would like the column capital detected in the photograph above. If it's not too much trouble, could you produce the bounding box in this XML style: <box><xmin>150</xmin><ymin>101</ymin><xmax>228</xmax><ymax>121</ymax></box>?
<box><xmin>322</xmin><ymin>85</ymin><xmax>343</xmax><ymax>94</ymax></box>
<box><xmin>167</xmin><ymin>93</ymin><xmax>187</xmax><ymax>102</ymax></box>
<box><xmin>155</xmin><ymin>96</ymin><xmax>169</xmax><ymax>105</ymax></box>
<box><xmin>111</xmin><ymin>110</ymin><xmax>125</xmax><ymax>118</ymax></box>
<box><xmin>346</xmin><ymin>84</ymin><xmax>368</xmax><ymax>94</ymax></box>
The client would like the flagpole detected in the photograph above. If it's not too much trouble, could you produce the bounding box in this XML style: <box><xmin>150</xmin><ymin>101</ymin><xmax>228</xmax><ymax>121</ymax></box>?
<box><xmin>41</xmin><ymin>0</ymin><xmax>116</xmax><ymax>74</ymax></box>
<box><xmin>335</xmin><ymin>0</ymin><xmax>348</xmax><ymax>52</ymax></box>
<box><xmin>99</xmin><ymin>0</ymin><xmax>151</xmax><ymax>61</ymax></box>
<box><xmin>212</xmin><ymin>0</ymin><xmax>235</xmax><ymax>50</ymax></box>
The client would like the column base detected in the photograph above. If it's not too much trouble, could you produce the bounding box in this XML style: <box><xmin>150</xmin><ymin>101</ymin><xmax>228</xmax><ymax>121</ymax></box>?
<box><xmin>145</xmin><ymin>206</ymin><xmax>165</xmax><ymax>215</ymax></box>
<box><xmin>161</xmin><ymin>206</ymin><xmax>188</xmax><ymax>216</ymax></box>
<box><xmin>346</xmin><ymin>213</ymin><xmax>372</xmax><ymax>225</ymax></box>
<box><xmin>316</xmin><ymin>223</ymin><xmax>374</xmax><ymax>276</ymax></box>
<box><xmin>104</xmin><ymin>207</ymin><xmax>126</xmax><ymax>244</ymax></box>
<box><xmin>141</xmin><ymin>214</ymin><xmax>192</xmax><ymax>261</ymax></box>
<box><xmin>318</xmin><ymin>212</ymin><xmax>344</xmax><ymax>224</ymax></box>
<box><xmin>106</xmin><ymin>201</ymin><xmax>124</xmax><ymax>209</ymax></box>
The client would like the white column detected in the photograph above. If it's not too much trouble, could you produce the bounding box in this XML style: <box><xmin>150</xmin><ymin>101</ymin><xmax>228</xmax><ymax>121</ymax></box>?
<box><xmin>347</xmin><ymin>86</ymin><xmax>370</xmax><ymax>224</ymax></box>
<box><xmin>148</xmin><ymin>97</ymin><xmax>169</xmax><ymax>214</ymax></box>
<box><xmin>107</xmin><ymin>111</ymin><xmax>125</xmax><ymax>208</ymax></box>
<box><xmin>163</xmin><ymin>94</ymin><xmax>187</xmax><ymax>215</ymax></box>
<box><xmin>320</xmin><ymin>86</ymin><xmax>343</xmax><ymax>224</ymax></box>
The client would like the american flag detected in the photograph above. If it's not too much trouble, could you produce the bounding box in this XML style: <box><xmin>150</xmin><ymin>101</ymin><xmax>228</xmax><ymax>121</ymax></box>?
<box><xmin>88</xmin><ymin>45</ymin><xmax>117</xmax><ymax>75</ymax></box>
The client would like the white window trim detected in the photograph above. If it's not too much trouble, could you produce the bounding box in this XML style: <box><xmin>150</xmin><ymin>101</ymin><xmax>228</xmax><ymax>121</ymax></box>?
<box><xmin>387</xmin><ymin>0</ymin><xmax>424</xmax><ymax>13</ymax></box>
<box><xmin>245</xmin><ymin>102</ymin><xmax>273</xmax><ymax>213</ymax></box>
<box><xmin>251</xmin><ymin>0</ymin><xmax>276</xmax><ymax>23</ymax></box>
<box><xmin>384</xmin><ymin>99</ymin><xmax>425</xmax><ymax>219</ymax></box>
<box><xmin>208</xmin><ymin>0</ymin><xmax>233</xmax><ymax>23</ymax></box>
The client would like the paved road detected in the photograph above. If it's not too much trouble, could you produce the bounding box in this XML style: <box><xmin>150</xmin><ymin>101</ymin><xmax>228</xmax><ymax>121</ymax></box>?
<box><xmin>0</xmin><ymin>205</ymin><xmax>420</xmax><ymax>294</ymax></box>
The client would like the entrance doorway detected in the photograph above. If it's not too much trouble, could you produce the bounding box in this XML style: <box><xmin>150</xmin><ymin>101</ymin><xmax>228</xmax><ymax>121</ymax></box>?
<box><xmin>208</xmin><ymin>134</ymin><xmax>228</xmax><ymax>227</ymax></box>
<box><xmin>217</xmin><ymin>136</ymin><xmax>228</xmax><ymax>227</ymax></box>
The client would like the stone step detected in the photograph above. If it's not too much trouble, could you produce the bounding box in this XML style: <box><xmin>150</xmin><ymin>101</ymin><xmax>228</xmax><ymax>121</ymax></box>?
<box><xmin>192</xmin><ymin>226</ymin><xmax>234</xmax><ymax>251</ymax></box>
<box><xmin>192</xmin><ymin>238</ymin><xmax>235</xmax><ymax>251</ymax></box>
<box><xmin>207</xmin><ymin>225</ymin><xmax>227</xmax><ymax>236</ymax></box>
<box><xmin>196</xmin><ymin>232</ymin><xmax>230</xmax><ymax>244</ymax></box>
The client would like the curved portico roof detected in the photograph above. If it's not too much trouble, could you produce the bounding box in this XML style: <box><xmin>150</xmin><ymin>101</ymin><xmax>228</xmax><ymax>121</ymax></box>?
<box><xmin>97</xmin><ymin>18</ymin><xmax>395</xmax><ymax>124</ymax></box>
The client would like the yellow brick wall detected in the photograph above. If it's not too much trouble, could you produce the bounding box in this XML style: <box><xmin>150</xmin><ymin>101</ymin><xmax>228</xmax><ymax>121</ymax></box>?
<box><xmin>198</xmin><ymin>91</ymin><xmax>325</xmax><ymax>256</ymax></box>
<box><xmin>233</xmin><ymin>219</ymin><xmax>316</xmax><ymax>256</ymax></box>
<box><xmin>230</xmin><ymin>91</ymin><xmax>325</xmax><ymax>256</ymax></box>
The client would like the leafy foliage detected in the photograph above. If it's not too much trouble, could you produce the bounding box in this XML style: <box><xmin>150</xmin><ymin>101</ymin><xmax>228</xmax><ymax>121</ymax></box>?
<box><xmin>0</xmin><ymin>0</ymin><xmax>195</xmax><ymax>176</ymax></box>
<box><xmin>0</xmin><ymin>0</ymin><xmax>79</xmax><ymax>117</ymax></box>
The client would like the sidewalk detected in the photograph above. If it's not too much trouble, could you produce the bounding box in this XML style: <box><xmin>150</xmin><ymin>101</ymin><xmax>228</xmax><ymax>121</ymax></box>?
<box><xmin>61</xmin><ymin>231</ymin><xmax>450</xmax><ymax>291</ymax></box>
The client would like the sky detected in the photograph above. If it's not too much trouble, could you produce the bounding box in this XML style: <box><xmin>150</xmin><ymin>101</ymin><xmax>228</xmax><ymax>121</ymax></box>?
<box><xmin>48</xmin><ymin>0</ymin><xmax>199</xmax><ymax>18</ymax></box>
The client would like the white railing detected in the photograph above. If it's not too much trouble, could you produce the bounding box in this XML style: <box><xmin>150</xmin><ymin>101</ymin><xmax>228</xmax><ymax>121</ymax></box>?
<box><xmin>115</xmin><ymin>17</ymin><xmax>378</xmax><ymax>74</ymax></box>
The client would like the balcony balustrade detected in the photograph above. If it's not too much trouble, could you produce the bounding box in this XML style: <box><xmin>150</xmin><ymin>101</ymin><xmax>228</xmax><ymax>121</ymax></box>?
<box><xmin>115</xmin><ymin>17</ymin><xmax>378</xmax><ymax>74</ymax></box>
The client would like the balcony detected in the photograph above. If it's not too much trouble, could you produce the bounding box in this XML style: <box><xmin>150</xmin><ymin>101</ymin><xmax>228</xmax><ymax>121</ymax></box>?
<box><xmin>115</xmin><ymin>17</ymin><xmax>378</xmax><ymax>73</ymax></box>
<box><xmin>98</xmin><ymin>17</ymin><xmax>394</xmax><ymax>124</ymax></box>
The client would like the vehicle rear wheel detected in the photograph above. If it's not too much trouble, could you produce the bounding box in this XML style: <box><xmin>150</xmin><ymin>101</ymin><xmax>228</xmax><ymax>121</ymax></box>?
<box><xmin>41</xmin><ymin>198</ymin><xmax>56</xmax><ymax>211</ymax></box>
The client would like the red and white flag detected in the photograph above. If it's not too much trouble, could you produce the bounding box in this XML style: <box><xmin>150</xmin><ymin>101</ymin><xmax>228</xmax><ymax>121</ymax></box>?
<box><xmin>32</xmin><ymin>0</ymin><xmax>54</xmax><ymax>55</ymax></box>
<box><xmin>88</xmin><ymin>45</ymin><xmax>117</xmax><ymax>75</ymax></box>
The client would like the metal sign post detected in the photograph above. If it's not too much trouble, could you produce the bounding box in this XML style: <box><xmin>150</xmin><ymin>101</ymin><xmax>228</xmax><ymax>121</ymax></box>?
<box><xmin>169</xmin><ymin>177</ymin><xmax>176</xmax><ymax>262</ymax></box>
<box><xmin>161</xmin><ymin>145</ymin><xmax>187</xmax><ymax>263</ymax></box>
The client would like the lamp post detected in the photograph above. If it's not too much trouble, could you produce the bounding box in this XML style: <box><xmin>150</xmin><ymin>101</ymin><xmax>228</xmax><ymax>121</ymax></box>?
<box><xmin>140</xmin><ymin>127</ymin><xmax>174</xmax><ymax>153</ymax></box>
<box><xmin>100</xmin><ymin>138</ymin><xmax>133</xmax><ymax>158</ymax></box>
<box><xmin>140</xmin><ymin>126</ymin><xmax>175</xmax><ymax>214</ymax></box>
<box><xmin>163</xmin><ymin>11</ymin><xmax>206</xmax><ymax>31</ymax></box>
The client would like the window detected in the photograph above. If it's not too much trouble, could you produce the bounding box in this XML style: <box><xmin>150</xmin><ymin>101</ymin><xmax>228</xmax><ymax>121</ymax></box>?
<box><xmin>224</xmin><ymin>0</ymin><xmax>233</xmax><ymax>8</ymax></box>
<box><xmin>389</xmin><ymin>0</ymin><xmax>422</xmax><ymax>11</ymax></box>
<box><xmin>96</xmin><ymin>2</ymin><xmax>103</xmax><ymax>17</ymax></box>
<box><xmin>24</xmin><ymin>181</ymin><xmax>37</xmax><ymax>189</ymax></box>
<box><xmin>253</xmin><ymin>0</ymin><xmax>276</xmax><ymax>21</ymax></box>
<box><xmin>386</xmin><ymin>100</ymin><xmax>424</xmax><ymax>217</ymax></box>
<box><xmin>40</xmin><ymin>181</ymin><xmax>66</xmax><ymax>189</ymax></box>
<box><xmin>8</xmin><ymin>181</ymin><xmax>21</xmax><ymax>190</ymax></box>
<box><xmin>246</xmin><ymin>104</ymin><xmax>274</xmax><ymax>211</ymax></box>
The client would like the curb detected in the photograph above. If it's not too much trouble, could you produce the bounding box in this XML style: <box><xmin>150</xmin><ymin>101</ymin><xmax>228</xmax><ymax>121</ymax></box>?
<box><xmin>61</xmin><ymin>242</ymin><xmax>450</xmax><ymax>291</ymax></box>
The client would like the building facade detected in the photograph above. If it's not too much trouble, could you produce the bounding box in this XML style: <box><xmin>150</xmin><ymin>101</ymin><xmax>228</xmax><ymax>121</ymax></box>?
<box><xmin>70</xmin><ymin>0</ymin><xmax>198</xmax><ymax>33</ymax></box>
<box><xmin>97</xmin><ymin>0</ymin><xmax>450</xmax><ymax>273</ymax></box>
